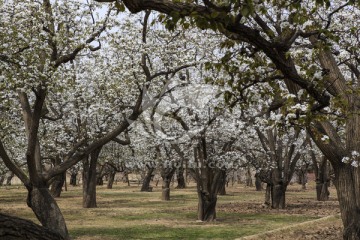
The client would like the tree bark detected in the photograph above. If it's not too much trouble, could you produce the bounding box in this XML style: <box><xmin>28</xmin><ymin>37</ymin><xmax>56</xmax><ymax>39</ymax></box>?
<box><xmin>0</xmin><ymin>212</ymin><xmax>64</xmax><ymax>240</ymax></box>
<box><xmin>27</xmin><ymin>187</ymin><xmax>69</xmax><ymax>239</ymax></box>
<box><xmin>83</xmin><ymin>147</ymin><xmax>102</xmax><ymax>208</ymax></box>
<box><xmin>271</xmin><ymin>182</ymin><xmax>286</xmax><ymax>209</ymax></box>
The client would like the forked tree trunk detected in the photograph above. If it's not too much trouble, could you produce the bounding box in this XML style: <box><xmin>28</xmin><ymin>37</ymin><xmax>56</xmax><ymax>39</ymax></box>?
<box><xmin>83</xmin><ymin>147</ymin><xmax>102</xmax><ymax>208</ymax></box>
<box><xmin>197</xmin><ymin>191</ymin><xmax>217</xmax><ymax>221</ymax></box>
<box><xmin>334</xmin><ymin>164</ymin><xmax>360</xmax><ymax>240</ymax></box>
<box><xmin>27</xmin><ymin>187</ymin><xmax>69</xmax><ymax>239</ymax></box>
<box><xmin>50</xmin><ymin>172</ymin><xmax>65</xmax><ymax>198</ymax></box>
<box><xmin>107</xmin><ymin>169</ymin><xmax>116</xmax><ymax>189</ymax></box>
<box><xmin>141</xmin><ymin>167</ymin><xmax>154</xmax><ymax>192</ymax></box>
<box><xmin>0</xmin><ymin>212</ymin><xmax>64</xmax><ymax>240</ymax></box>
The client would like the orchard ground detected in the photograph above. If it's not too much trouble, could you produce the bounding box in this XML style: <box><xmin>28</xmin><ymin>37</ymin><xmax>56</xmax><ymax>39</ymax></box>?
<box><xmin>0</xmin><ymin>181</ymin><xmax>342</xmax><ymax>239</ymax></box>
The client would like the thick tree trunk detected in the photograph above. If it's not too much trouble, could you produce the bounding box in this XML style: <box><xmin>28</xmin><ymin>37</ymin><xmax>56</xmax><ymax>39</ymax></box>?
<box><xmin>271</xmin><ymin>182</ymin><xmax>286</xmax><ymax>209</ymax></box>
<box><xmin>83</xmin><ymin>147</ymin><xmax>102</xmax><ymax>208</ymax></box>
<box><xmin>27</xmin><ymin>187</ymin><xmax>69</xmax><ymax>239</ymax></box>
<box><xmin>0</xmin><ymin>212</ymin><xmax>64</xmax><ymax>240</ymax></box>
<box><xmin>334</xmin><ymin>164</ymin><xmax>360</xmax><ymax>240</ymax></box>
<box><xmin>107</xmin><ymin>169</ymin><xmax>116</xmax><ymax>189</ymax></box>
<box><xmin>176</xmin><ymin>167</ymin><xmax>186</xmax><ymax>189</ymax></box>
<box><xmin>50</xmin><ymin>173</ymin><xmax>65</xmax><ymax>198</ymax></box>
<box><xmin>141</xmin><ymin>167</ymin><xmax>154</xmax><ymax>192</ymax></box>
<box><xmin>197</xmin><ymin>191</ymin><xmax>217</xmax><ymax>221</ymax></box>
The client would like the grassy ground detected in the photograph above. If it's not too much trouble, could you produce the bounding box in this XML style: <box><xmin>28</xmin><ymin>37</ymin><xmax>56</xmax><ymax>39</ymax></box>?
<box><xmin>0</xmin><ymin>182</ymin><xmax>342</xmax><ymax>239</ymax></box>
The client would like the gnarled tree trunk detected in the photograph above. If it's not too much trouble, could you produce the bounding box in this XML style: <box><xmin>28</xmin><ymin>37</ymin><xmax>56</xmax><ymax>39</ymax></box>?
<box><xmin>197</xmin><ymin>191</ymin><xmax>217</xmax><ymax>221</ymax></box>
<box><xmin>0</xmin><ymin>212</ymin><xmax>64</xmax><ymax>240</ymax></box>
<box><xmin>27</xmin><ymin>187</ymin><xmax>69</xmax><ymax>239</ymax></box>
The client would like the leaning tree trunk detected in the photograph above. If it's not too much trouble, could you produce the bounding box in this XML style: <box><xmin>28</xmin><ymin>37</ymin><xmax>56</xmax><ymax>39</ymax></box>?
<box><xmin>27</xmin><ymin>187</ymin><xmax>69</xmax><ymax>239</ymax></box>
<box><xmin>107</xmin><ymin>169</ymin><xmax>116</xmax><ymax>189</ymax></box>
<box><xmin>141</xmin><ymin>167</ymin><xmax>154</xmax><ymax>192</ymax></box>
<box><xmin>50</xmin><ymin>172</ymin><xmax>65</xmax><ymax>198</ymax></box>
<box><xmin>83</xmin><ymin>147</ymin><xmax>102</xmax><ymax>208</ymax></box>
<box><xmin>0</xmin><ymin>212</ymin><xmax>64</xmax><ymax>240</ymax></box>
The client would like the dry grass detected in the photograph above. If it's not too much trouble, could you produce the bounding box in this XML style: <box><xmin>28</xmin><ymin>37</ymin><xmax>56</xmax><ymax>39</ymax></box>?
<box><xmin>0</xmin><ymin>181</ymin><xmax>342</xmax><ymax>239</ymax></box>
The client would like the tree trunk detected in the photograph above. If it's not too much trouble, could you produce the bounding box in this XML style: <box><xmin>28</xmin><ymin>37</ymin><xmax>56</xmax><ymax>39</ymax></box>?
<box><xmin>50</xmin><ymin>172</ymin><xmax>65</xmax><ymax>198</ymax></box>
<box><xmin>107</xmin><ymin>169</ymin><xmax>116</xmax><ymax>189</ymax></box>
<box><xmin>83</xmin><ymin>147</ymin><xmax>102</xmax><ymax>208</ymax></box>
<box><xmin>316</xmin><ymin>158</ymin><xmax>330</xmax><ymax>201</ymax></box>
<box><xmin>271</xmin><ymin>182</ymin><xmax>286</xmax><ymax>209</ymax></box>
<box><xmin>176</xmin><ymin>167</ymin><xmax>186</xmax><ymax>189</ymax></box>
<box><xmin>161</xmin><ymin>169</ymin><xmax>175</xmax><ymax>201</ymax></box>
<box><xmin>301</xmin><ymin>172</ymin><xmax>307</xmax><ymax>190</ymax></box>
<box><xmin>141</xmin><ymin>167</ymin><xmax>154</xmax><ymax>192</ymax></box>
<box><xmin>218</xmin><ymin>171</ymin><xmax>227</xmax><ymax>196</ymax></box>
<box><xmin>264</xmin><ymin>183</ymin><xmax>271</xmax><ymax>207</ymax></box>
<box><xmin>0</xmin><ymin>175</ymin><xmax>4</xmax><ymax>186</ymax></box>
<box><xmin>334</xmin><ymin>164</ymin><xmax>360</xmax><ymax>240</ymax></box>
<box><xmin>70</xmin><ymin>173</ymin><xmax>77</xmax><ymax>186</ymax></box>
<box><xmin>197</xmin><ymin>191</ymin><xmax>217</xmax><ymax>221</ymax></box>
<box><xmin>27</xmin><ymin>187</ymin><xmax>69</xmax><ymax>239</ymax></box>
<box><xmin>246</xmin><ymin>167</ymin><xmax>253</xmax><ymax>187</ymax></box>
<box><xmin>5</xmin><ymin>172</ymin><xmax>14</xmax><ymax>185</ymax></box>
<box><xmin>0</xmin><ymin>212</ymin><xmax>64</xmax><ymax>240</ymax></box>
<box><xmin>255</xmin><ymin>173</ymin><xmax>263</xmax><ymax>191</ymax></box>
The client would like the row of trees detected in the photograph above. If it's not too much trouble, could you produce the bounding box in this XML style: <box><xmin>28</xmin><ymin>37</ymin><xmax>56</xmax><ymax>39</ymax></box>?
<box><xmin>1</xmin><ymin>0</ymin><xmax>359</xmax><ymax>239</ymax></box>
